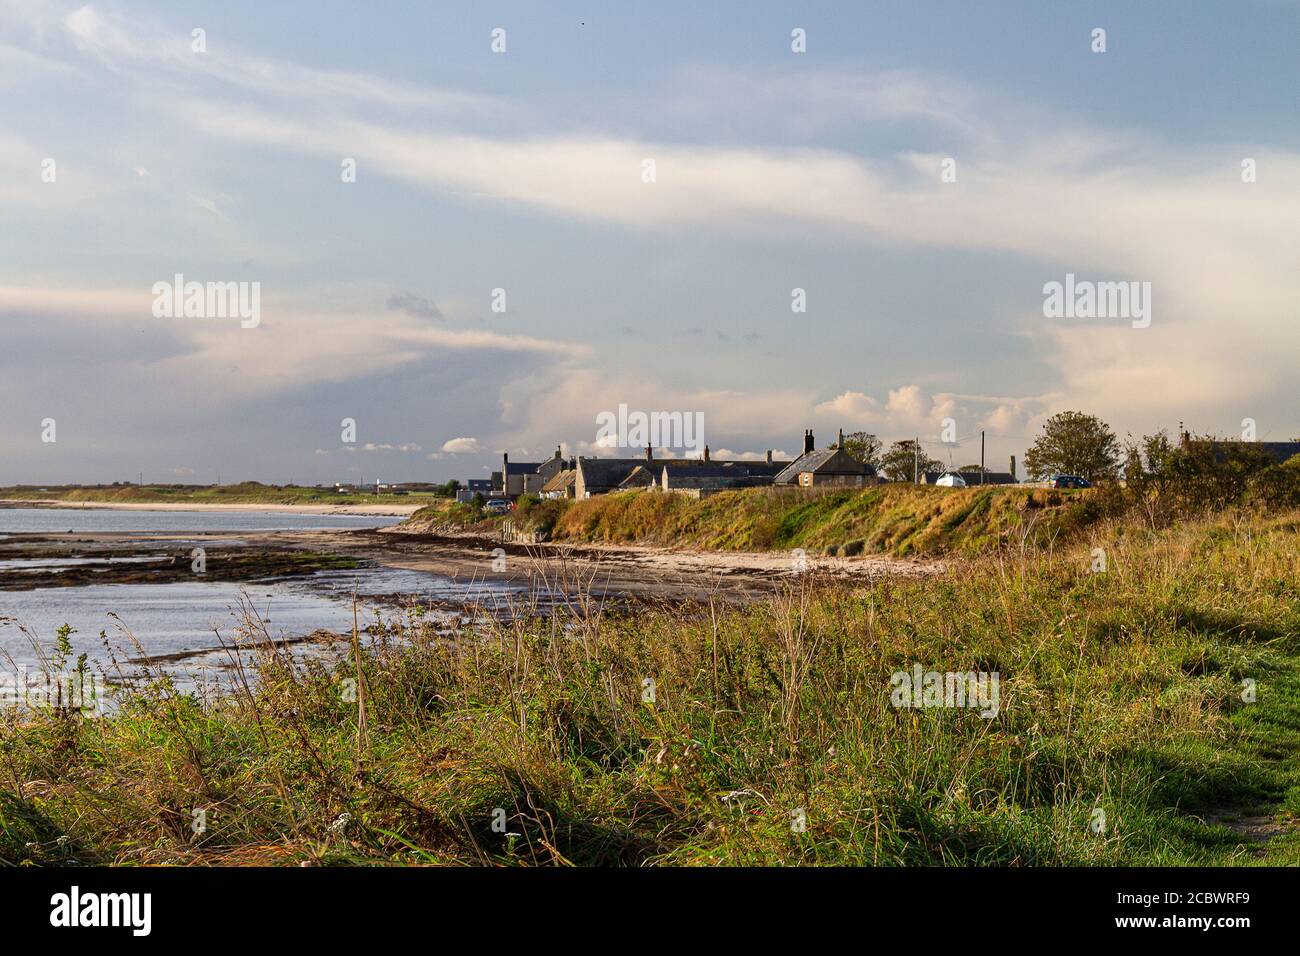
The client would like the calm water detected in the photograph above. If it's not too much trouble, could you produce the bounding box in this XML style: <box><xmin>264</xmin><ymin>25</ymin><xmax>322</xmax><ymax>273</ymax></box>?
<box><xmin>0</xmin><ymin>507</ymin><xmax>402</xmax><ymax>534</ymax></box>
<box><xmin>0</xmin><ymin>507</ymin><xmax>468</xmax><ymax>684</ymax></box>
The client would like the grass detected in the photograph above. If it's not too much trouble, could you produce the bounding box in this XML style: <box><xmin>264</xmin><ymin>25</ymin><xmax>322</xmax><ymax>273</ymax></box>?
<box><xmin>408</xmin><ymin>483</ymin><xmax>1103</xmax><ymax>557</ymax></box>
<box><xmin>0</xmin><ymin>483</ymin><xmax>438</xmax><ymax>507</ymax></box>
<box><xmin>2</xmin><ymin>508</ymin><xmax>1297</xmax><ymax>866</ymax></box>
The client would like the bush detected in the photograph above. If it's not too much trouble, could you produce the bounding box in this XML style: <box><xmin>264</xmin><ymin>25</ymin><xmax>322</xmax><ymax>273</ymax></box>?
<box><xmin>1248</xmin><ymin>457</ymin><xmax>1300</xmax><ymax>511</ymax></box>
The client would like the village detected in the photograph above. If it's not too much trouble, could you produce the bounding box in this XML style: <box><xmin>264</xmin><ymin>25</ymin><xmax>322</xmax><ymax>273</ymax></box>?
<box><xmin>470</xmin><ymin>427</ymin><xmax>1021</xmax><ymax>505</ymax></box>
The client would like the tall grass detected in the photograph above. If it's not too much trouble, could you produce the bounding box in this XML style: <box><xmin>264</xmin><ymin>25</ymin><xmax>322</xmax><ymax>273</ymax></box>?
<box><xmin>410</xmin><ymin>483</ymin><xmax>1101</xmax><ymax>557</ymax></box>
<box><xmin>2</xmin><ymin>511</ymin><xmax>1297</xmax><ymax>865</ymax></box>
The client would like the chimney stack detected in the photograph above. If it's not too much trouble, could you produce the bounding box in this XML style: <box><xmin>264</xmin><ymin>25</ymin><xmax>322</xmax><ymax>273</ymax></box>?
<box><xmin>803</xmin><ymin>429</ymin><xmax>815</xmax><ymax>455</ymax></box>
<box><xmin>703</xmin><ymin>444</ymin><xmax>710</xmax><ymax>463</ymax></box>
<box><xmin>554</xmin><ymin>445</ymin><xmax>562</xmax><ymax>460</ymax></box>
<box><xmin>1009</xmin><ymin>455</ymin><xmax>1016</xmax><ymax>480</ymax></box>
<box><xmin>766</xmin><ymin>449</ymin><xmax>773</xmax><ymax>464</ymax></box>
<box><xmin>837</xmin><ymin>428</ymin><xmax>844</xmax><ymax>448</ymax></box>
<box><xmin>645</xmin><ymin>445</ymin><xmax>653</xmax><ymax>462</ymax></box>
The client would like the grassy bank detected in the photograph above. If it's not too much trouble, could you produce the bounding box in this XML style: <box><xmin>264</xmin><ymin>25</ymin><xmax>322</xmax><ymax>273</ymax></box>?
<box><xmin>0</xmin><ymin>483</ymin><xmax>436</xmax><ymax>507</ymax></box>
<box><xmin>3</xmin><ymin>509</ymin><xmax>1297</xmax><ymax>865</ymax></box>
<box><xmin>408</xmin><ymin>483</ymin><xmax>1103</xmax><ymax>557</ymax></box>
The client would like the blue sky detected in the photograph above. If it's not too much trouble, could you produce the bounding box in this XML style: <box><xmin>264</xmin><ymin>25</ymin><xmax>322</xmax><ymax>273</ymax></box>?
<box><xmin>2</xmin><ymin>1</ymin><xmax>1297</xmax><ymax>484</ymax></box>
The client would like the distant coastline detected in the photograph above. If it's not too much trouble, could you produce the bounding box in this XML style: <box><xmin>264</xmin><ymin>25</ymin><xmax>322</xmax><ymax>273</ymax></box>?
<box><xmin>0</xmin><ymin>498</ymin><xmax>422</xmax><ymax>517</ymax></box>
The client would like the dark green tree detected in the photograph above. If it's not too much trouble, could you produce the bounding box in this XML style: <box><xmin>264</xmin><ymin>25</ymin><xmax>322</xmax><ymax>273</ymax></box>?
<box><xmin>1024</xmin><ymin>411</ymin><xmax>1120</xmax><ymax>481</ymax></box>
<box><xmin>880</xmin><ymin>439</ymin><xmax>941</xmax><ymax>482</ymax></box>
<box><xmin>829</xmin><ymin>430</ymin><xmax>882</xmax><ymax>467</ymax></box>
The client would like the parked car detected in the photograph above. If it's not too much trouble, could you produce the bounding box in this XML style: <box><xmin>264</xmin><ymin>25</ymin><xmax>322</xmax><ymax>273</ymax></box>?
<box><xmin>934</xmin><ymin>472</ymin><xmax>967</xmax><ymax>487</ymax></box>
<box><xmin>484</xmin><ymin>498</ymin><xmax>513</xmax><ymax>514</ymax></box>
<box><xmin>1050</xmin><ymin>475</ymin><xmax>1092</xmax><ymax>489</ymax></box>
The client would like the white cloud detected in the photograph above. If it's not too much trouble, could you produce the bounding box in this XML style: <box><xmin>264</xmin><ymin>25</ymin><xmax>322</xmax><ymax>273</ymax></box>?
<box><xmin>440</xmin><ymin>437</ymin><xmax>480</xmax><ymax>454</ymax></box>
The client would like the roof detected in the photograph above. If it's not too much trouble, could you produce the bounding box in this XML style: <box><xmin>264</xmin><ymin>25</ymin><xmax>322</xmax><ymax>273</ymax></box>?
<box><xmin>667</xmin><ymin>474</ymin><xmax>774</xmax><ymax>490</ymax></box>
<box><xmin>577</xmin><ymin>458</ymin><xmax>648</xmax><ymax>490</ymax></box>
<box><xmin>1182</xmin><ymin>438</ymin><xmax>1300</xmax><ymax>465</ymax></box>
<box><xmin>963</xmin><ymin>472</ymin><xmax>1018</xmax><ymax>485</ymax></box>
<box><xmin>663</xmin><ymin>461</ymin><xmax>785</xmax><ymax>483</ymax></box>
<box><xmin>540</xmin><ymin>469</ymin><xmax>576</xmax><ymax>493</ymax></box>
<box><xmin>504</xmin><ymin>461</ymin><xmax>542</xmax><ymax>476</ymax></box>
<box><xmin>579</xmin><ymin>456</ymin><xmax>789</xmax><ymax>492</ymax></box>
<box><xmin>1256</xmin><ymin>442</ymin><xmax>1300</xmax><ymax>463</ymax></box>
<box><xmin>773</xmin><ymin>448</ymin><xmax>874</xmax><ymax>484</ymax></box>
<box><xmin>618</xmin><ymin>465</ymin><xmax>659</xmax><ymax>488</ymax></box>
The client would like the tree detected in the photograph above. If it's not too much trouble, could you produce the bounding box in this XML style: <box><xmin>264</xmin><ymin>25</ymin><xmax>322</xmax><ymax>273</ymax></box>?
<box><xmin>829</xmin><ymin>430</ymin><xmax>882</xmax><ymax>467</ymax></box>
<box><xmin>1024</xmin><ymin>411</ymin><xmax>1120</xmax><ymax>481</ymax></box>
<box><xmin>880</xmin><ymin>439</ymin><xmax>941</xmax><ymax>482</ymax></box>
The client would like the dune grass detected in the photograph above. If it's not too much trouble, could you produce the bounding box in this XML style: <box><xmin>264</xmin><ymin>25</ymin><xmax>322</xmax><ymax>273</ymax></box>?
<box><xmin>409</xmin><ymin>483</ymin><xmax>1103</xmax><ymax>557</ymax></box>
<box><xmin>2</xmin><ymin>508</ymin><xmax>1297</xmax><ymax>866</ymax></box>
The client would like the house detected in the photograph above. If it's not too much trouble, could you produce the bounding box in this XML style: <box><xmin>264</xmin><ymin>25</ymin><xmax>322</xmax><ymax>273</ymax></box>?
<box><xmin>773</xmin><ymin>429</ymin><xmax>876</xmax><ymax>488</ymax></box>
<box><xmin>539</xmin><ymin>469</ymin><xmax>577</xmax><ymax>500</ymax></box>
<box><xmin>574</xmin><ymin>455</ymin><xmax>652</xmax><ymax>498</ymax></box>
<box><xmin>661</xmin><ymin>462</ymin><xmax>785</xmax><ymax>498</ymax></box>
<box><xmin>660</xmin><ymin>455</ymin><xmax>788</xmax><ymax>498</ymax></box>
<box><xmin>455</xmin><ymin>478</ymin><xmax>493</xmax><ymax>504</ymax></box>
<box><xmin>1178</xmin><ymin>433</ymin><xmax>1300</xmax><ymax>466</ymax></box>
<box><xmin>574</xmin><ymin>445</ymin><xmax>788</xmax><ymax>498</ymax></box>
<box><xmin>491</xmin><ymin>447</ymin><xmax>570</xmax><ymax>497</ymax></box>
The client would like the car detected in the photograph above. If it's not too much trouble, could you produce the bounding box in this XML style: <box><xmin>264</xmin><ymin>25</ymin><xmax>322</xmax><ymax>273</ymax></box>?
<box><xmin>484</xmin><ymin>498</ymin><xmax>513</xmax><ymax>514</ymax></box>
<box><xmin>934</xmin><ymin>472</ymin><xmax>967</xmax><ymax>487</ymax></box>
<box><xmin>1050</xmin><ymin>475</ymin><xmax>1092</xmax><ymax>489</ymax></box>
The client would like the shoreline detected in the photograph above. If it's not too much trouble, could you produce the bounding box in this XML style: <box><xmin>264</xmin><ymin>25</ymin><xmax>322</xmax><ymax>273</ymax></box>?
<box><xmin>0</xmin><ymin>498</ymin><xmax>422</xmax><ymax>517</ymax></box>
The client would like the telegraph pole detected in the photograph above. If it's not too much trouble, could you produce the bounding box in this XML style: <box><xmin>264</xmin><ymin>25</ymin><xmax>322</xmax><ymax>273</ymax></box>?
<box><xmin>914</xmin><ymin>438</ymin><xmax>919</xmax><ymax>484</ymax></box>
<box><xmin>980</xmin><ymin>430</ymin><xmax>986</xmax><ymax>484</ymax></box>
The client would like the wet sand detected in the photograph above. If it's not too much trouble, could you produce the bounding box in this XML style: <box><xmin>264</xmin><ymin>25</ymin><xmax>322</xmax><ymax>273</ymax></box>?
<box><xmin>0</xmin><ymin>526</ymin><xmax>941</xmax><ymax>604</ymax></box>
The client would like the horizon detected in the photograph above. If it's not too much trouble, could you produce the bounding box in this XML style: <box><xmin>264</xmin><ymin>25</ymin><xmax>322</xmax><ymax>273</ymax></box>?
<box><xmin>3</xmin><ymin>1</ymin><xmax>1298</xmax><ymax>484</ymax></box>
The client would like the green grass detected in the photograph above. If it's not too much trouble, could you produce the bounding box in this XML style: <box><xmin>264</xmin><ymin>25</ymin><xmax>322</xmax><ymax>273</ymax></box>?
<box><xmin>2</xmin><ymin>509</ymin><xmax>1297</xmax><ymax>866</ymax></box>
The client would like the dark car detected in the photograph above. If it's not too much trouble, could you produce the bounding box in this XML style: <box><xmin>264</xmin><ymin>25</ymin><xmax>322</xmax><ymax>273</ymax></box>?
<box><xmin>1050</xmin><ymin>475</ymin><xmax>1092</xmax><ymax>489</ymax></box>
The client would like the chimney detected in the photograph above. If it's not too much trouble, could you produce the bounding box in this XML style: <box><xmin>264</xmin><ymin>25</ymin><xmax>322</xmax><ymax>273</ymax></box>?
<box><xmin>554</xmin><ymin>445</ymin><xmax>562</xmax><ymax>460</ymax></box>
<box><xmin>803</xmin><ymin>429</ymin><xmax>815</xmax><ymax>455</ymax></box>
<box><xmin>1009</xmin><ymin>455</ymin><xmax>1016</xmax><ymax>480</ymax></box>
<box><xmin>703</xmin><ymin>444</ymin><xmax>711</xmax><ymax>462</ymax></box>
<box><xmin>837</xmin><ymin>428</ymin><xmax>844</xmax><ymax>448</ymax></box>
<box><xmin>501</xmin><ymin>452</ymin><xmax>509</xmax><ymax>493</ymax></box>
<box><xmin>645</xmin><ymin>445</ymin><xmax>653</xmax><ymax>462</ymax></box>
<box><xmin>766</xmin><ymin>449</ymin><xmax>773</xmax><ymax>464</ymax></box>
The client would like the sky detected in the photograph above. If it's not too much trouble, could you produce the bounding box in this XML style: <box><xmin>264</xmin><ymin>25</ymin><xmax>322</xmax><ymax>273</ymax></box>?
<box><xmin>1</xmin><ymin>0</ymin><xmax>1297</xmax><ymax>485</ymax></box>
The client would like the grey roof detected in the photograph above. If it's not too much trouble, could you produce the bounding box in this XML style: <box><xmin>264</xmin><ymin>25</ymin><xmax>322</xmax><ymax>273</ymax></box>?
<box><xmin>618</xmin><ymin>465</ymin><xmax>659</xmax><ymax>488</ymax></box>
<box><xmin>577</xmin><ymin>456</ymin><xmax>789</xmax><ymax>492</ymax></box>
<box><xmin>577</xmin><ymin>458</ymin><xmax>649</xmax><ymax>490</ymax></box>
<box><xmin>540</xmin><ymin>469</ymin><xmax>576</xmax><ymax>493</ymax></box>
<box><xmin>1259</xmin><ymin>442</ymin><xmax>1300</xmax><ymax>463</ymax></box>
<box><xmin>668</xmin><ymin>474</ymin><xmax>774</xmax><ymax>490</ymax></box>
<box><xmin>663</xmin><ymin>461</ymin><xmax>785</xmax><ymax>482</ymax></box>
<box><xmin>504</xmin><ymin>461</ymin><xmax>542</xmax><ymax>475</ymax></box>
<box><xmin>773</xmin><ymin>448</ymin><xmax>874</xmax><ymax>484</ymax></box>
<box><xmin>1185</xmin><ymin>439</ymin><xmax>1300</xmax><ymax>465</ymax></box>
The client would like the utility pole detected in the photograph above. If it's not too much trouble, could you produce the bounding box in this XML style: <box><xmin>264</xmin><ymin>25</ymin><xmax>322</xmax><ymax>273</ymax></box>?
<box><xmin>980</xmin><ymin>430</ymin><xmax>986</xmax><ymax>484</ymax></box>
<box><xmin>914</xmin><ymin>437</ymin><xmax>919</xmax><ymax>484</ymax></box>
